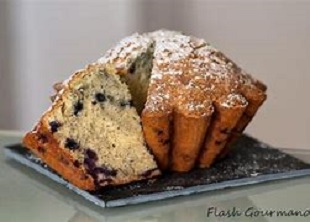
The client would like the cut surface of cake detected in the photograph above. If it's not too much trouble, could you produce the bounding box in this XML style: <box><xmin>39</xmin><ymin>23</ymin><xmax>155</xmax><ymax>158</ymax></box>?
<box><xmin>23</xmin><ymin>63</ymin><xmax>160</xmax><ymax>190</ymax></box>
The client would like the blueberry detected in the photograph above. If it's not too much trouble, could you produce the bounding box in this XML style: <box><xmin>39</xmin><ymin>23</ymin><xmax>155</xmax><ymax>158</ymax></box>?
<box><xmin>95</xmin><ymin>93</ymin><xmax>106</xmax><ymax>102</ymax></box>
<box><xmin>85</xmin><ymin>149</ymin><xmax>98</xmax><ymax>161</ymax></box>
<box><xmin>73</xmin><ymin>101</ymin><xmax>84</xmax><ymax>116</ymax></box>
<box><xmin>64</xmin><ymin>138</ymin><xmax>79</xmax><ymax>150</ymax></box>
<box><xmin>84</xmin><ymin>158</ymin><xmax>96</xmax><ymax>171</ymax></box>
<box><xmin>120</xmin><ymin>100</ymin><xmax>133</xmax><ymax>107</ymax></box>
<box><xmin>49</xmin><ymin>121</ymin><xmax>62</xmax><ymax>133</ymax></box>
<box><xmin>157</xmin><ymin>130</ymin><xmax>163</xmax><ymax>136</ymax></box>
<box><xmin>94</xmin><ymin>166</ymin><xmax>117</xmax><ymax>177</ymax></box>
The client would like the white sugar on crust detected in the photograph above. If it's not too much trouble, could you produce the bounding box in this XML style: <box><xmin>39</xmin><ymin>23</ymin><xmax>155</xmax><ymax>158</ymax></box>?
<box><xmin>98</xmin><ymin>33</ymin><xmax>152</xmax><ymax>71</ymax></box>
<box><xmin>221</xmin><ymin>93</ymin><xmax>248</xmax><ymax>108</ymax></box>
<box><xmin>95</xmin><ymin>29</ymin><xmax>264</xmax><ymax>114</ymax></box>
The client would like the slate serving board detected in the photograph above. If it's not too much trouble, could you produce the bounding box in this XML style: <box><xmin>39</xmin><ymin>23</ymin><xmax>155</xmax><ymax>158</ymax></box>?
<box><xmin>4</xmin><ymin>135</ymin><xmax>310</xmax><ymax>208</ymax></box>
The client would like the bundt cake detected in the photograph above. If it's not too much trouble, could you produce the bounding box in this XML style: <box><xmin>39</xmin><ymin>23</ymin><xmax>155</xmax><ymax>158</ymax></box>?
<box><xmin>23</xmin><ymin>63</ymin><xmax>160</xmax><ymax>190</ymax></box>
<box><xmin>97</xmin><ymin>30</ymin><xmax>267</xmax><ymax>171</ymax></box>
<box><xmin>24</xmin><ymin>30</ymin><xmax>267</xmax><ymax>191</ymax></box>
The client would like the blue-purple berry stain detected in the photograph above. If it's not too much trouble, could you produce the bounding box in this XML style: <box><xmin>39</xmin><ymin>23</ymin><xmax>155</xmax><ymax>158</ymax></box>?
<box><xmin>64</xmin><ymin>138</ymin><xmax>80</xmax><ymax>150</ymax></box>
<box><xmin>85</xmin><ymin>149</ymin><xmax>98</xmax><ymax>161</ymax></box>
<box><xmin>83</xmin><ymin>148</ymin><xmax>117</xmax><ymax>185</ymax></box>
<box><xmin>49</xmin><ymin>121</ymin><xmax>62</xmax><ymax>133</ymax></box>
<box><xmin>95</xmin><ymin>93</ymin><xmax>106</xmax><ymax>102</ymax></box>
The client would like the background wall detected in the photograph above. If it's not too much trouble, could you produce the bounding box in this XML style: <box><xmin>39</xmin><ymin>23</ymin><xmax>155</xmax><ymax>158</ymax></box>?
<box><xmin>0</xmin><ymin>0</ymin><xmax>309</xmax><ymax>150</ymax></box>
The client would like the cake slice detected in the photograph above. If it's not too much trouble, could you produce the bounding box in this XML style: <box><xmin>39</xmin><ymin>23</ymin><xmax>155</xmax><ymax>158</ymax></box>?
<box><xmin>23</xmin><ymin>63</ymin><xmax>160</xmax><ymax>191</ymax></box>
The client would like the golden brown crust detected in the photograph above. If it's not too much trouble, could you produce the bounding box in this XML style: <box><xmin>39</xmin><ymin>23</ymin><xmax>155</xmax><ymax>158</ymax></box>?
<box><xmin>138</xmin><ymin>31</ymin><xmax>267</xmax><ymax>171</ymax></box>
<box><xmin>199</xmin><ymin>94</ymin><xmax>248</xmax><ymax>168</ymax></box>
<box><xmin>169</xmin><ymin>89</ymin><xmax>214</xmax><ymax>172</ymax></box>
<box><xmin>219</xmin><ymin>86</ymin><xmax>267</xmax><ymax>158</ymax></box>
<box><xmin>23</xmin><ymin>123</ymin><xmax>96</xmax><ymax>191</ymax></box>
<box><xmin>142</xmin><ymin>112</ymin><xmax>172</xmax><ymax>171</ymax></box>
<box><xmin>171</xmin><ymin>109</ymin><xmax>212</xmax><ymax>172</ymax></box>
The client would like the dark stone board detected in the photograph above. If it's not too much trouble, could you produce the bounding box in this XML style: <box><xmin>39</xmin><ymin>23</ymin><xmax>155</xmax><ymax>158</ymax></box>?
<box><xmin>4</xmin><ymin>135</ymin><xmax>310</xmax><ymax>208</ymax></box>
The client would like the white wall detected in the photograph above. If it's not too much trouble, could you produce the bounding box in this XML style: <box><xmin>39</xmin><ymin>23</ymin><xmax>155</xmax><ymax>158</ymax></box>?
<box><xmin>0</xmin><ymin>0</ymin><xmax>309</xmax><ymax>150</ymax></box>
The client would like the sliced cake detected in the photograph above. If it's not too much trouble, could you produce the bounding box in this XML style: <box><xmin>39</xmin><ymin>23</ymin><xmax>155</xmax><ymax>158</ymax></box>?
<box><xmin>23</xmin><ymin>63</ymin><xmax>160</xmax><ymax>190</ymax></box>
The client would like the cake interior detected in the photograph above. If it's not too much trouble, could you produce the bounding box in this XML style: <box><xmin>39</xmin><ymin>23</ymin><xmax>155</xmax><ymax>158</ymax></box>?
<box><xmin>44</xmin><ymin>67</ymin><xmax>158</xmax><ymax>186</ymax></box>
<box><xmin>120</xmin><ymin>44</ymin><xmax>154</xmax><ymax>114</ymax></box>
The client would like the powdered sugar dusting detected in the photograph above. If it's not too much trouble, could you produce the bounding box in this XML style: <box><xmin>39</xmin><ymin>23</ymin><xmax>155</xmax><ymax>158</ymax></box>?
<box><xmin>143</xmin><ymin>30</ymin><xmax>264</xmax><ymax>114</ymax></box>
<box><xmin>95</xmin><ymin>29</ymin><xmax>265</xmax><ymax>114</ymax></box>
<box><xmin>154</xmin><ymin>35</ymin><xmax>192</xmax><ymax>62</ymax></box>
<box><xmin>221</xmin><ymin>93</ymin><xmax>248</xmax><ymax>108</ymax></box>
<box><xmin>98</xmin><ymin>33</ymin><xmax>152</xmax><ymax>71</ymax></box>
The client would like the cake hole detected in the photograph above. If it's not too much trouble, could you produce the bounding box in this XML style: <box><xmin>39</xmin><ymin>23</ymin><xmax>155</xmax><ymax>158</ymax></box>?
<box><xmin>129</xmin><ymin>63</ymin><xmax>136</xmax><ymax>74</ymax></box>
<box><xmin>156</xmin><ymin>129</ymin><xmax>164</xmax><ymax>136</ymax></box>
<box><xmin>73</xmin><ymin>160</ymin><xmax>80</xmax><ymax>168</ymax></box>
<box><xmin>73</xmin><ymin>101</ymin><xmax>84</xmax><ymax>116</ymax></box>
<box><xmin>37</xmin><ymin>146</ymin><xmax>46</xmax><ymax>154</ymax></box>
<box><xmin>38</xmin><ymin>134</ymin><xmax>48</xmax><ymax>143</ymax></box>
<box><xmin>215</xmin><ymin>140</ymin><xmax>223</xmax><ymax>145</ymax></box>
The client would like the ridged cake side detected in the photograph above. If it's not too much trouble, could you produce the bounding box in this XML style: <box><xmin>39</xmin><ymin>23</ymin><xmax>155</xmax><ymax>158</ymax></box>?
<box><xmin>95</xmin><ymin>30</ymin><xmax>267</xmax><ymax>172</ymax></box>
<box><xmin>144</xmin><ymin>31</ymin><xmax>266</xmax><ymax>171</ymax></box>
